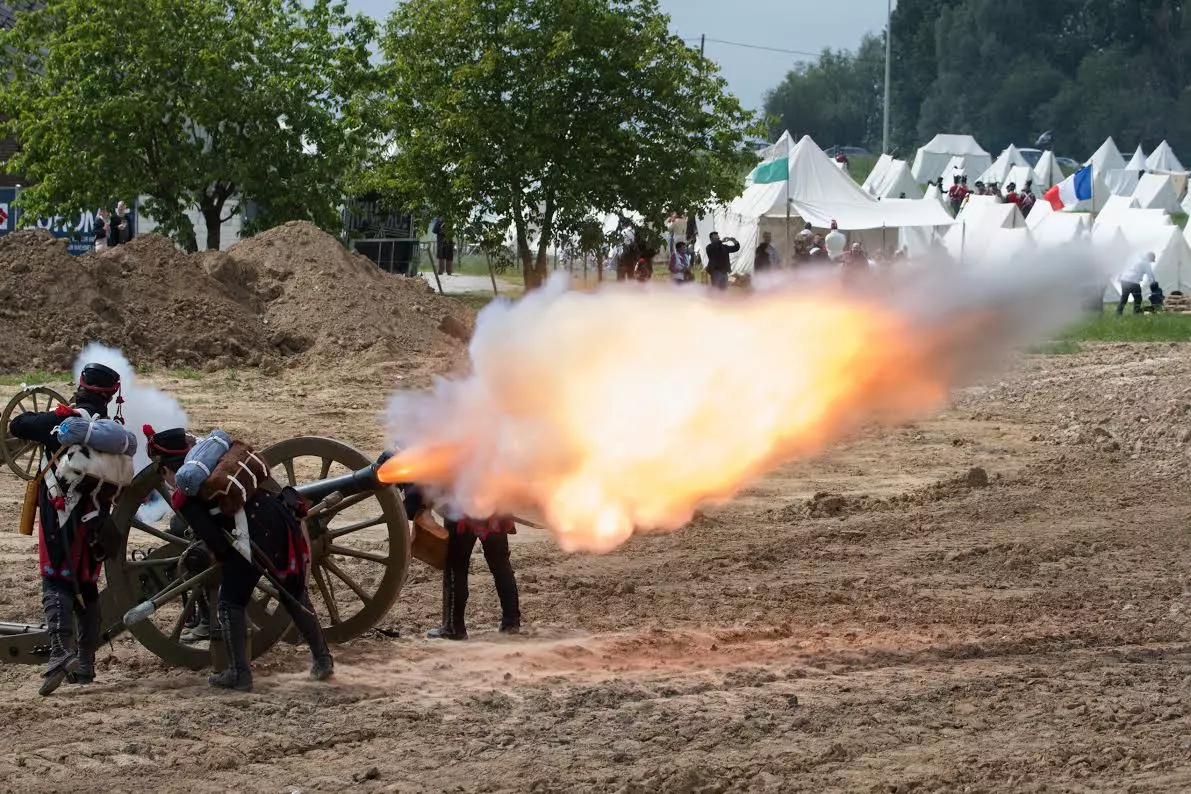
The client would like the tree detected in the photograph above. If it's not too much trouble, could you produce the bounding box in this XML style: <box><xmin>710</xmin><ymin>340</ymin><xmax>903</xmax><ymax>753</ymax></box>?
<box><xmin>763</xmin><ymin>35</ymin><xmax>886</xmax><ymax>152</ymax></box>
<box><xmin>370</xmin><ymin>0</ymin><xmax>760</xmax><ymax>289</ymax></box>
<box><xmin>0</xmin><ymin>0</ymin><xmax>377</xmax><ymax>251</ymax></box>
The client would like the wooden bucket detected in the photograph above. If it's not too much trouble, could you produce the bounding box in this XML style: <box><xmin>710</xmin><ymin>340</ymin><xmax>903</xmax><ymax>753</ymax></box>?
<box><xmin>411</xmin><ymin>511</ymin><xmax>449</xmax><ymax>570</ymax></box>
<box><xmin>18</xmin><ymin>478</ymin><xmax>38</xmax><ymax>536</ymax></box>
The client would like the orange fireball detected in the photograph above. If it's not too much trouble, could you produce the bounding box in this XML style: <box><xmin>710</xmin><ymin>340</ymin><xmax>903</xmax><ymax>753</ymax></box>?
<box><xmin>382</xmin><ymin>277</ymin><xmax>959</xmax><ymax>554</ymax></box>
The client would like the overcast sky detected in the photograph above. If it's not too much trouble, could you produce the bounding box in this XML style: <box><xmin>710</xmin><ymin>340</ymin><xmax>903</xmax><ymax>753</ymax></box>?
<box><xmin>344</xmin><ymin>1</ymin><xmax>893</xmax><ymax>112</ymax></box>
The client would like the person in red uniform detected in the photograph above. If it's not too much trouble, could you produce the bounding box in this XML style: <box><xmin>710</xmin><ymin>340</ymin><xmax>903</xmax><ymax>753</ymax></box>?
<box><xmin>8</xmin><ymin>363</ymin><xmax>122</xmax><ymax>695</ymax></box>
<box><xmin>1004</xmin><ymin>182</ymin><xmax>1021</xmax><ymax>206</ymax></box>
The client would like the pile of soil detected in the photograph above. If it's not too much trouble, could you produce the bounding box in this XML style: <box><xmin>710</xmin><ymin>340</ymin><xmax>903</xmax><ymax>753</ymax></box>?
<box><xmin>211</xmin><ymin>221</ymin><xmax>473</xmax><ymax>370</ymax></box>
<box><xmin>0</xmin><ymin>223</ymin><xmax>475</xmax><ymax>375</ymax></box>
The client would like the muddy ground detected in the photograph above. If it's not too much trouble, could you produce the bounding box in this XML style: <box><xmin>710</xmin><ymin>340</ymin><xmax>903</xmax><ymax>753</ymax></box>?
<box><xmin>0</xmin><ymin>343</ymin><xmax>1189</xmax><ymax>793</ymax></box>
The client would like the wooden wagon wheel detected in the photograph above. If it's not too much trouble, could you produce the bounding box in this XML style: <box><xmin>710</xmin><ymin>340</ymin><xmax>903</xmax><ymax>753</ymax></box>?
<box><xmin>264</xmin><ymin>436</ymin><xmax>410</xmax><ymax>644</ymax></box>
<box><xmin>104</xmin><ymin>465</ymin><xmax>293</xmax><ymax>670</ymax></box>
<box><xmin>1</xmin><ymin>386</ymin><xmax>68</xmax><ymax>480</ymax></box>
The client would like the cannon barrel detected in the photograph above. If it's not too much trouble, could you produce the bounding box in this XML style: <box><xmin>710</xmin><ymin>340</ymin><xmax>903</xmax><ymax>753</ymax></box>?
<box><xmin>292</xmin><ymin>451</ymin><xmax>396</xmax><ymax>506</ymax></box>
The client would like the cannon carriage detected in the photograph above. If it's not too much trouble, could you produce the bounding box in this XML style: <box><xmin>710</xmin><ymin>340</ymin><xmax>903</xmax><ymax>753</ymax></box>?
<box><xmin>0</xmin><ymin>384</ymin><xmax>413</xmax><ymax>670</ymax></box>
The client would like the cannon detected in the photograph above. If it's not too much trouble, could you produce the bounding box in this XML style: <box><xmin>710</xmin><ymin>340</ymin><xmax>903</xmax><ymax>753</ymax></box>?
<box><xmin>1</xmin><ymin>384</ymin><xmax>68</xmax><ymax>480</ymax></box>
<box><xmin>1</xmin><ymin>385</ymin><xmax>412</xmax><ymax>670</ymax></box>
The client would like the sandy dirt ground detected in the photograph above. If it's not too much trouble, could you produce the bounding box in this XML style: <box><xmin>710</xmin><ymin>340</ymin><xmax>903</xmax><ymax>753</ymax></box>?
<box><xmin>0</xmin><ymin>343</ymin><xmax>1190</xmax><ymax>793</ymax></box>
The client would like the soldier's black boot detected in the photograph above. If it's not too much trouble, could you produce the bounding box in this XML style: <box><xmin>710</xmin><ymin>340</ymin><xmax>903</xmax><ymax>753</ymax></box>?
<box><xmin>290</xmin><ymin>594</ymin><xmax>334</xmax><ymax>681</ymax></box>
<box><xmin>427</xmin><ymin>565</ymin><xmax>468</xmax><ymax>640</ymax></box>
<box><xmin>39</xmin><ymin>581</ymin><xmax>77</xmax><ymax>697</ymax></box>
<box><xmin>68</xmin><ymin>601</ymin><xmax>101</xmax><ymax>685</ymax></box>
<box><xmin>208</xmin><ymin>603</ymin><xmax>252</xmax><ymax>692</ymax></box>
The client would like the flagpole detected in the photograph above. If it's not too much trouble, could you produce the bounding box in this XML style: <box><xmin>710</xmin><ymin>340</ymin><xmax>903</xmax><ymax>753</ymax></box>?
<box><xmin>882</xmin><ymin>0</ymin><xmax>892</xmax><ymax>154</ymax></box>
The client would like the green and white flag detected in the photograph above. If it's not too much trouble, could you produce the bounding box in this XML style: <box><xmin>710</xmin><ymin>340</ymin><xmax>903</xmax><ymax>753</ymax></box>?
<box><xmin>750</xmin><ymin>157</ymin><xmax>789</xmax><ymax>184</ymax></box>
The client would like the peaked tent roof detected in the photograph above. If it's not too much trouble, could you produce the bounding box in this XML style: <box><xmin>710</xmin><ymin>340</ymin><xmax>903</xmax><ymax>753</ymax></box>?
<box><xmin>1005</xmin><ymin>165</ymin><xmax>1035</xmax><ymax>192</ymax></box>
<box><xmin>1033</xmin><ymin>151</ymin><xmax>1064</xmax><ymax>190</ymax></box>
<box><xmin>1146</xmin><ymin>140</ymin><xmax>1185</xmax><ymax>173</ymax></box>
<box><xmin>1125</xmin><ymin>145</ymin><xmax>1147</xmax><ymax>172</ymax></box>
<box><xmin>1104</xmin><ymin>169</ymin><xmax>1141</xmax><ymax>197</ymax></box>
<box><xmin>911</xmin><ymin>133</ymin><xmax>991</xmax><ymax>184</ymax></box>
<box><xmin>1086</xmin><ymin>137</ymin><xmax>1127</xmax><ymax>172</ymax></box>
<box><xmin>942</xmin><ymin>154</ymin><xmax>970</xmax><ymax>179</ymax></box>
<box><xmin>1030</xmin><ymin>211</ymin><xmax>1090</xmax><ymax>249</ymax></box>
<box><xmin>1132</xmin><ymin>173</ymin><xmax>1182</xmax><ymax>213</ymax></box>
<box><xmin>943</xmin><ymin>198</ymin><xmax>1026</xmax><ymax>261</ymax></box>
<box><xmin>863</xmin><ymin>153</ymin><xmax>894</xmax><ymax>194</ymax></box>
<box><xmin>1024</xmin><ymin>197</ymin><xmax>1054</xmax><ymax>230</ymax></box>
<box><xmin>923</xmin><ymin>183</ymin><xmax>945</xmax><ymax>205</ymax></box>
<box><xmin>872</xmin><ymin>159</ymin><xmax>924</xmax><ymax>199</ymax></box>
<box><xmin>979</xmin><ymin>144</ymin><xmax>1030</xmax><ymax>185</ymax></box>
<box><xmin>1097</xmin><ymin>194</ymin><xmax>1140</xmax><ymax>227</ymax></box>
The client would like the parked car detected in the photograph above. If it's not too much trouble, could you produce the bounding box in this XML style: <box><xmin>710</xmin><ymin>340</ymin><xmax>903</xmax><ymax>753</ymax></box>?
<box><xmin>824</xmin><ymin>145</ymin><xmax>873</xmax><ymax>158</ymax></box>
<box><xmin>1017</xmin><ymin>147</ymin><xmax>1043</xmax><ymax>168</ymax></box>
<box><xmin>1055</xmin><ymin>156</ymin><xmax>1081</xmax><ymax>170</ymax></box>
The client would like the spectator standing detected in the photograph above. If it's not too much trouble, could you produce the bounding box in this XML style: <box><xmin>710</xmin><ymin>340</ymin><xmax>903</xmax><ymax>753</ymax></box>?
<box><xmin>433</xmin><ymin>218</ymin><xmax>455</xmax><ymax>276</ymax></box>
<box><xmin>93</xmin><ymin>208</ymin><xmax>109</xmax><ymax>252</ymax></box>
<box><xmin>114</xmin><ymin>201</ymin><xmax>133</xmax><ymax>244</ymax></box>
<box><xmin>704</xmin><ymin>232</ymin><xmax>739</xmax><ymax>290</ymax></box>
<box><xmin>669</xmin><ymin>241</ymin><xmax>693</xmax><ymax>284</ymax></box>
<box><xmin>1117</xmin><ymin>252</ymin><xmax>1157</xmax><ymax>315</ymax></box>
<box><xmin>824</xmin><ymin>220</ymin><xmax>846</xmax><ymax>260</ymax></box>
<box><xmin>754</xmin><ymin>231</ymin><xmax>780</xmax><ymax>273</ymax></box>
<box><xmin>840</xmin><ymin>242</ymin><xmax>870</xmax><ymax>287</ymax></box>
<box><xmin>634</xmin><ymin>257</ymin><xmax>653</xmax><ymax>283</ymax></box>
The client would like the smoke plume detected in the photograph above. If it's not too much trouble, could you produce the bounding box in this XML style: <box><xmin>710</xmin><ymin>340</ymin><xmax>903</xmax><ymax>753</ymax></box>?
<box><xmin>385</xmin><ymin>242</ymin><xmax>1113</xmax><ymax>553</ymax></box>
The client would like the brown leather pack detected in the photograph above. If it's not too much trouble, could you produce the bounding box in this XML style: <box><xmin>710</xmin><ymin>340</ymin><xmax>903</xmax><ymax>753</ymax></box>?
<box><xmin>198</xmin><ymin>440</ymin><xmax>271</xmax><ymax>516</ymax></box>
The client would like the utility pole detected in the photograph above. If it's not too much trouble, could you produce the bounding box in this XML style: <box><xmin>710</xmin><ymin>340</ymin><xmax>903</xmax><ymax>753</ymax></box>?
<box><xmin>882</xmin><ymin>0</ymin><xmax>892</xmax><ymax>154</ymax></box>
<box><xmin>700</xmin><ymin>33</ymin><xmax>705</xmax><ymax>58</ymax></box>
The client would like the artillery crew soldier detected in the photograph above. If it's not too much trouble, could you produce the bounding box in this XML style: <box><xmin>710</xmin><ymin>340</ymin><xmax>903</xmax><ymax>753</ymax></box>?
<box><xmin>402</xmin><ymin>484</ymin><xmax>521</xmax><ymax>640</ymax></box>
<box><xmin>8</xmin><ymin>363</ymin><xmax>124</xmax><ymax>695</ymax></box>
<box><xmin>146</xmin><ymin>427</ymin><xmax>333</xmax><ymax>692</ymax></box>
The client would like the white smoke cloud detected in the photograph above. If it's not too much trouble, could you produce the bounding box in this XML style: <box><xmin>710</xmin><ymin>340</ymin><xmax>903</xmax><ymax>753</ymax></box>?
<box><xmin>384</xmin><ymin>243</ymin><xmax>1116</xmax><ymax>552</ymax></box>
<box><xmin>72</xmin><ymin>342</ymin><xmax>189</xmax><ymax>475</ymax></box>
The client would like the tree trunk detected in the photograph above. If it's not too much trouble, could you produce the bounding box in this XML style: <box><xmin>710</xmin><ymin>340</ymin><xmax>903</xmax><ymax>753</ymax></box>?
<box><xmin>201</xmin><ymin>204</ymin><xmax>224</xmax><ymax>251</ymax></box>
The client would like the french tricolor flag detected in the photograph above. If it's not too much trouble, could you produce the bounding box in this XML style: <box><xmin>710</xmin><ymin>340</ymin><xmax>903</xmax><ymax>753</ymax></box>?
<box><xmin>1044</xmin><ymin>165</ymin><xmax>1093</xmax><ymax>210</ymax></box>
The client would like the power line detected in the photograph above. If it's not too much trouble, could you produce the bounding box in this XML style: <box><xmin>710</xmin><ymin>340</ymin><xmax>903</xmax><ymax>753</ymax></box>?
<box><xmin>683</xmin><ymin>37</ymin><xmax>819</xmax><ymax>59</ymax></box>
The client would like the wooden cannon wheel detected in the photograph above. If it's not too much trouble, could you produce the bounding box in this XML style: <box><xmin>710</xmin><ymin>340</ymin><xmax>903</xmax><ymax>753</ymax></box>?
<box><xmin>103</xmin><ymin>436</ymin><xmax>410</xmax><ymax>670</ymax></box>
<box><xmin>1</xmin><ymin>386</ymin><xmax>68</xmax><ymax>480</ymax></box>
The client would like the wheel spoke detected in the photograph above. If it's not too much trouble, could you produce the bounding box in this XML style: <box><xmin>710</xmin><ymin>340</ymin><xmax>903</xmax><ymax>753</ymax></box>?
<box><xmin>319</xmin><ymin>456</ymin><xmax>332</xmax><ymax>480</ymax></box>
<box><xmin>326</xmin><ymin>543</ymin><xmax>388</xmax><ymax>564</ymax></box>
<box><xmin>322</xmin><ymin>557</ymin><xmax>372</xmax><ymax>603</ymax></box>
<box><xmin>312</xmin><ymin>565</ymin><xmax>341</xmax><ymax>624</ymax></box>
<box><xmin>129</xmin><ymin>517</ymin><xmax>182</xmax><ymax>546</ymax></box>
<box><xmin>282</xmin><ymin>459</ymin><xmax>296</xmax><ymax>487</ymax></box>
<box><xmin>169</xmin><ymin>590</ymin><xmax>197</xmax><ymax>642</ymax></box>
<box><xmin>326</xmin><ymin>514</ymin><xmax>387</xmax><ymax>539</ymax></box>
<box><xmin>29</xmin><ymin>392</ymin><xmax>38</xmax><ymax>412</ymax></box>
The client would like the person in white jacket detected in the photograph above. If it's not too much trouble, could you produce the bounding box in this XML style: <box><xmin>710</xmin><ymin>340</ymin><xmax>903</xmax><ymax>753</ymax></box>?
<box><xmin>824</xmin><ymin>220</ymin><xmax>846</xmax><ymax>260</ymax></box>
<box><xmin>1117</xmin><ymin>252</ymin><xmax>1157</xmax><ymax>315</ymax></box>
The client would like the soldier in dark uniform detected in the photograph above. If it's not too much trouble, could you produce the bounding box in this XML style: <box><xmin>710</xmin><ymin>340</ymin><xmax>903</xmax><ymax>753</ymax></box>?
<box><xmin>146</xmin><ymin>427</ymin><xmax>333</xmax><ymax>692</ymax></box>
<box><xmin>402</xmin><ymin>484</ymin><xmax>520</xmax><ymax>640</ymax></box>
<box><xmin>8</xmin><ymin>363</ymin><xmax>122</xmax><ymax>695</ymax></box>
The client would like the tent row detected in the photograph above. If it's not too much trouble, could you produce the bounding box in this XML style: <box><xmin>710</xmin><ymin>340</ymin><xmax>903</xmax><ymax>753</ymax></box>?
<box><xmin>700</xmin><ymin>132</ymin><xmax>954</xmax><ymax>275</ymax></box>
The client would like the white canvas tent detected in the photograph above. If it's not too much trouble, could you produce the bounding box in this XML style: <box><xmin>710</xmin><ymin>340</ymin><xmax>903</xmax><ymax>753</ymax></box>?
<box><xmin>1030</xmin><ymin>210</ymin><xmax>1090</xmax><ymax>249</ymax></box>
<box><xmin>1125</xmin><ymin>145</ymin><xmax>1147</xmax><ymax>172</ymax></box>
<box><xmin>923</xmin><ymin>183</ymin><xmax>945</xmax><ymax>206</ymax></box>
<box><xmin>863</xmin><ymin>153</ymin><xmax>894</xmax><ymax>194</ymax></box>
<box><xmin>1086</xmin><ymin>137</ymin><xmax>1127</xmax><ymax>173</ymax></box>
<box><xmin>1033</xmin><ymin>151</ymin><xmax>1064</xmax><ymax>190</ymax></box>
<box><xmin>911</xmin><ymin>134</ymin><xmax>991</xmax><ymax>184</ymax></box>
<box><xmin>1095</xmin><ymin>223</ymin><xmax>1191</xmax><ymax>294</ymax></box>
<box><xmin>974</xmin><ymin>226</ymin><xmax>1034</xmax><ymax>270</ymax></box>
<box><xmin>1132</xmin><ymin>173</ymin><xmax>1183</xmax><ymax>213</ymax></box>
<box><xmin>872</xmin><ymin>160</ymin><xmax>923</xmax><ymax>199</ymax></box>
<box><xmin>942</xmin><ymin>197</ymin><xmax>1026</xmax><ymax>262</ymax></box>
<box><xmin>1005</xmin><ymin>165</ymin><xmax>1034</xmax><ymax>192</ymax></box>
<box><xmin>1146</xmin><ymin>140</ymin><xmax>1185</xmax><ymax>174</ymax></box>
<box><xmin>1093</xmin><ymin>206</ymin><xmax>1173</xmax><ymax>238</ymax></box>
<box><xmin>979</xmin><ymin>144</ymin><xmax>1030</xmax><ymax>185</ymax></box>
<box><xmin>1181</xmin><ymin>190</ymin><xmax>1191</xmax><ymax>216</ymax></box>
<box><xmin>1024</xmin><ymin>196</ymin><xmax>1055</xmax><ymax>229</ymax></box>
<box><xmin>1096</xmin><ymin>195</ymin><xmax>1139</xmax><ymax>228</ymax></box>
<box><xmin>1104</xmin><ymin>169</ymin><xmax>1141</xmax><ymax>197</ymax></box>
<box><xmin>701</xmin><ymin>134</ymin><xmax>954</xmax><ymax>274</ymax></box>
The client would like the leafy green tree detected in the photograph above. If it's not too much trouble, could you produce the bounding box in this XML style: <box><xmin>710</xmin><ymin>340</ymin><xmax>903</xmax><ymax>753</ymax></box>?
<box><xmin>763</xmin><ymin>35</ymin><xmax>886</xmax><ymax>153</ymax></box>
<box><xmin>0</xmin><ymin>0</ymin><xmax>377</xmax><ymax>251</ymax></box>
<box><xmin>370</xmin><ymin>0</ymin><xmax>760</xmax><ymax>289</ymax></box>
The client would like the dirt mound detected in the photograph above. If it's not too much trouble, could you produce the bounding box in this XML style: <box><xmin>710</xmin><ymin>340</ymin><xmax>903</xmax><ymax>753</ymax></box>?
<box><xmin>0</xmin><ymin>230</ymin><xmax>276</xmax><ymax>371</ymax></box>
<box><xmin>215</xmin><ymin>221</ymin><xmax>474</xmax><ymax>373</ymax></box>
<box><xmin>0</xmin><ymin>223</ymin><xmax>475</xmax><ymax>376</ymax></box>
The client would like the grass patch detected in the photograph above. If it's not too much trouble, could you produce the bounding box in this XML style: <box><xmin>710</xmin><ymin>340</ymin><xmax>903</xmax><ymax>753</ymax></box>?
<box><xmin>172</xmin><ymin>368</ymin><xmax>204</xmax><ymax>381</ymax></box>
<box><xmin>1056</xmin><ymin>311</ymin><xmax>1191</xmax><ymax>343</ymax></box>
<box><xmin>0</xmin><ymin>370</ymin><xmax>72</xmax><ymax>387</ymax></box>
